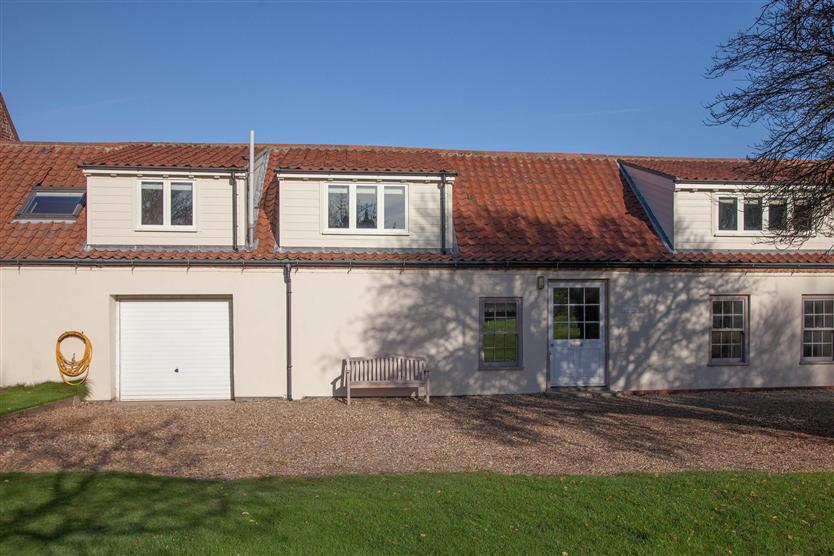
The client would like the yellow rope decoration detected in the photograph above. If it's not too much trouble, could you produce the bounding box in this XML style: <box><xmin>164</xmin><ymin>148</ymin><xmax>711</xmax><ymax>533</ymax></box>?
<box><xmin>56</xmin><ymin>331</ymin><xmax>92</xmax><ymax>386</ymax></box>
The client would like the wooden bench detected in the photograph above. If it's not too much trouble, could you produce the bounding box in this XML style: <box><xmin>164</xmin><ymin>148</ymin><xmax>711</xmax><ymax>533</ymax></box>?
<box><xmin>344</xmin><ymin>355</ymin><xmax>430</xmax><ymax>405</ymax></box>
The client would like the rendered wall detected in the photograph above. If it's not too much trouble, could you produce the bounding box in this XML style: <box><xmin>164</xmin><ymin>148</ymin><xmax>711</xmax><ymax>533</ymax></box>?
<box><xmin>0</xmin><ymin>266</ymin><xmax>285</xmax><ymax>400</ymax></box>
<box><xmin>1</xmin><ymin>266</ymin><xmax>833</xmax><ymax>402</ymax></box>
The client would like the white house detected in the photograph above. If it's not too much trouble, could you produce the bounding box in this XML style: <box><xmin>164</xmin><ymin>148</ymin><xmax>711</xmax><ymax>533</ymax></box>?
<box><xmin>0</xmin><ymin>94</ymin><xmax>832</xmax><ymax>402</ymax></box>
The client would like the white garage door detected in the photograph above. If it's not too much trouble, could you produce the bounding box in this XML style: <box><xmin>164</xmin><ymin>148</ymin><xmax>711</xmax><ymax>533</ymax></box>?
<box><xmin>120</xmin><ymin>300</ymin><xmax>232</xmax><ymax>401</ymax></box>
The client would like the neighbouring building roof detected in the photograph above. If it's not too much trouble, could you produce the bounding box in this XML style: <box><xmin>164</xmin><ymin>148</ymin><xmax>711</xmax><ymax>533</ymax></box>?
<box><xmin>0</xmin><ymin>141</ymin><xmax>832</xmax><ymax>266</ymax></box>
<box><xmin>0</xmin><ymin>94</ymin><xmax>19</xmax><ymax>142</ymax></box>
<box><xmin>620</xmin><ymin>157</ymin><xmax>760</xmax><ymax>182</ymax></box>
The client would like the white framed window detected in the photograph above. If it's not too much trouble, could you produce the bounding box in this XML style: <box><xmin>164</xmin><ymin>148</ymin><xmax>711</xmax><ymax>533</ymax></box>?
<box><xmin>714</xmin><ymin>194</ymin><xmax>810</xmax><ymax>236</ymax></box>
<box><xmin>709</xmin><ymin>295</ymin><xmax>748</xmax><ymax>364</ymax></box>
<box><xmin>802</xmin><ymin>296</ymin><xmax>834</xmax><ymax>363</ymax></box>
<box><xmin>137</xmin><ymin>180</ymin><xmax>196</xmax><ymax>231</ymax></box>
<box><xmin>321</xmin><ymin>183</ymin><xmax>408</xmax><ymax>234</ymax></box>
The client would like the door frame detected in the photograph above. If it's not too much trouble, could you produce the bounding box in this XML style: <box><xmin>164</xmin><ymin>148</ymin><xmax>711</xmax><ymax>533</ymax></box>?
<box><xmin>116</xmin><ymin>295</ymin><xmax>235</xmax><ymax>401</ymax></box>
<box><xmin>546</xmin><ymin>279</ymin><xmax>610</xmax><ymax>388</ymax></box>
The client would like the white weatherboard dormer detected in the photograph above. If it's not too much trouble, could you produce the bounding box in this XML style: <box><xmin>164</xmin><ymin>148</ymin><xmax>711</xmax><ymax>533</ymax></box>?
<box><xmin>277</xmin><ymin>170</ymin><xmax>454</xmax><ymax>251</ymax></box>
<box><xmin>83</xmin><ymin>169</ymin><xmax>248</xmax><ymax>248</ymax></box>
<box><xmin>621</xmin><ymin>162</ymin><xmax>834</xmax><ymax>251</ymax></box>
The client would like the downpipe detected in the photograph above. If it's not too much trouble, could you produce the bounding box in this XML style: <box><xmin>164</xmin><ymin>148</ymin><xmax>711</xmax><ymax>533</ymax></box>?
<box><xmin>283</xmin><ymin>264</ymin><xmax>293</xmax><ymax>400</ymax></box>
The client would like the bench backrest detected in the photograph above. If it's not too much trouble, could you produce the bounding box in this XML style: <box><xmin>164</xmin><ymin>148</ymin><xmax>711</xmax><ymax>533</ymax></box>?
<box><xmin>345</xmin><ymin>355</ymin><xmax>427</xmax><ymax>383</ymax></box>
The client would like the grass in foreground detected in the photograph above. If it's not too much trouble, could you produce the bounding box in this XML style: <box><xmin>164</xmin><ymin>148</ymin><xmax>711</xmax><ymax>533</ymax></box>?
<box><xmin>0</xmin><ymin>471</ymin><xmax>832</xmax><ymax>554</ymax></box>
<box><xmin>0</xmin><ymin>382</ymin><xmax>84</xmax><ymax>417</ymax></box>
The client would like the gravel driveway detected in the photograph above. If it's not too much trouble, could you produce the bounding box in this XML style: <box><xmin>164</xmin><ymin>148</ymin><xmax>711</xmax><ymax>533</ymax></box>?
<box><xmin>2</xmin><ymin>391</ymin><xmax>834</xmax><ymax>479</ymax></box>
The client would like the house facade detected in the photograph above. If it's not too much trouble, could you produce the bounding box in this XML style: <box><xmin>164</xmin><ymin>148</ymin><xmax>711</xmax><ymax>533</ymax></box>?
<box><xmin>1</xmin><ymin>95</ymin><xmax>833</xmax><ymax>402</ymax></box>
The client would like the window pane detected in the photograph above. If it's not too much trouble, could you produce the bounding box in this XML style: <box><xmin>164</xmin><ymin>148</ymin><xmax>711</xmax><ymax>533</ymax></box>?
<box><xmin>141</xmin><ymin>182</ymin><xmax>163</xmax><ymax>226</ymax></box>
<box><xmin>553</xmin><ymin>288</ymin><xmax>568</xmax><ymax>304</ymax></box>
<box><xmin>793</xmin><ymin>203</ymin><xmax>813</xmax><ymax>232</ymax></box>
<box><xmin>553</xmin><ymin>305</ymin><xmax>569</xmax><ymax>322</ymax></box>
<box><xmin>26</xmin><ymin>193</ymin><xmax>83</xmax><ymax>216</ymax></box>
<box><xmin>356</xmin><ymin>186</ymin><xmax>377</xmax><ymax>229</ymax></box>
<box><xmin>585</xmin><ymin>305</ymin><xmax>600</xmax><ymax>322</ymax></box>
<box><xmin>170</xmin><ymin>182</ymin><xmax>193</xmax><ymax>226</ymax></box>
<box><xmin>718</xmin><ymin>198</ymin><xmax>738</xmax><ymax>230</ymax></box>
<box><xmin>553</xmin><ymin>322</ymin><xmax>570</xmax><ymax>340</ymax></box>
<box><xmin>569</xmin><ymin>288</ymin><xmax>584</xmax><ymax>304</ymax></box>
<box><xmin>768</xmin><ymin>201</ymin><xmax>786</xmax><ymax>230</ymax></box>
<box><xmin>383</xmin><ymin>186</ymin><xmax>406</xmax><ymax>230</ymax></box>
<box><xmin>327</xmin><ymin>185</ymin><xmax>349</xmax><ymax>229</ymax></box>
<box><xmin>743</xmin><ymin>199</ymin><xmax>762</xmax><ymax>231</ymax></box>
<box><xmin>585</xmin><ymin>323</ymin><xmax>600</xmax><ymax>340</ymax></box>
<box><xmin>585</xmin><ymin>288</ymin><xmax>600</xmax><ymax>304</ymax></box>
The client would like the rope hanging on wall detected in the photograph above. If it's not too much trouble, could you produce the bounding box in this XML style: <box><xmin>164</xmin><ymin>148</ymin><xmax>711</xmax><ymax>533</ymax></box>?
<box><xmin>55</xmin><ymin>331</ymin><xmax>92</xmax><ymax>386</ymax></box>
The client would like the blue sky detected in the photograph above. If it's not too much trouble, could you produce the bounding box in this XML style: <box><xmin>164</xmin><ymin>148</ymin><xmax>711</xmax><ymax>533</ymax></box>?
<box><xmin>0</xmin><ymin>1</ymin><xmax>764</xmax><ymax>156</ymax></box>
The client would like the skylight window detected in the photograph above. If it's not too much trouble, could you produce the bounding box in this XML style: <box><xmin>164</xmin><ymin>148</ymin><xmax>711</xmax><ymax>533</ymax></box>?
<box><xmin>18</xmin><ymin>188</ymin><xmax>85</xmax><ymax>220</ymax></box>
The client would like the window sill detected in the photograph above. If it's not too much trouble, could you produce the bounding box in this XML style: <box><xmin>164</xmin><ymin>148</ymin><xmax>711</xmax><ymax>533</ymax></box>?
<box><xmin>707</xmin><ymin>361</ymin><xmax>749</xmax><ymax>367</ymax></box>
<box><xmin>479</xmin><ymin>366</ymin><xmax>524</xmax><ymax>372</ymax></box>
<box><xmin>135</xmin><ymin>226</ymin><xmax>198</xmax><ymax>233</ymax></box>
<box><xmin>799</xmin><ymin>360</ymin><xmax>834</xmax><ymax>366</ymax></box>
<box><xmin>321</xmin><ymin>228</ymin><xmax>410</xmax><ymax>236</ymax></box>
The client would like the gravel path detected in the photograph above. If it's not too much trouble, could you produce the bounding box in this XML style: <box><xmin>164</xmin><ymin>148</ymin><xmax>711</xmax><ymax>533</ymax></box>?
<box><xmin>2</xmin><ymin>391</ymin><xmax>834</xmax><ymax>479</ymax></box>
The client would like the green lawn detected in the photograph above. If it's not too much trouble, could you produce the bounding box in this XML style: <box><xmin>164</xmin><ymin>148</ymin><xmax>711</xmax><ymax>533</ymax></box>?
<box><xmin>1</xmin><ymin>471</ymin><xmax>832</xmax><ymax>554</ymax></box>
<box><xmin>0</xmin><ymin>382</ymin><xmax>85</xmax><ymax>417</ymax></box>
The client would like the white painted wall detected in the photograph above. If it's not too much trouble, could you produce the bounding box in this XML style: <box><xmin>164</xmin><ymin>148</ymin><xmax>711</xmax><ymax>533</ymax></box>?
<box><xmin>278</xmin><ymin>179</ymin><xmax>452</xmax><ymax>250</ymax></box>
<box><xmin>0</xmin><ymin>266</ymin><xmax>285</xmax><ymax>400</ymax></box>
<box><xmin>86</xmin><ymin>173</ymin><xmax>247</xmax><ymax>247</ymax></box>
<box><xmin>2</xmin><ymin>265</ymin><xmax>833</xmax><ymax>401</ymax></box>
<box><xmin>622</xmin><ymin>164</ymin><xmax>675</xmax><ymax>246</ymax></box>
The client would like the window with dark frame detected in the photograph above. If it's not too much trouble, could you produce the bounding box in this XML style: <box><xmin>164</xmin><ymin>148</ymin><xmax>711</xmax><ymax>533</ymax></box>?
<box><xmin>718</xmin><ymin>197</ymin><xmax>738</xmax><ymax>230</ymax></box>
<box><xmin>18</xmin><ymin>189</ymin><xmax>85</xmax><ymax>220</ymax></box>
<box><xmin>480</xmin><ymin>298</ymin><xmax>522</xmax><ymax>369</ymax></box>
<box><xmin>710</xmin><ymin>296</ymin><xmax>748</xmax><ymax>363</ymax></box>
<box><xmin>802</xmin><ymin>297</ymin><xmax>834</xmax><ymax>362</ymax></box>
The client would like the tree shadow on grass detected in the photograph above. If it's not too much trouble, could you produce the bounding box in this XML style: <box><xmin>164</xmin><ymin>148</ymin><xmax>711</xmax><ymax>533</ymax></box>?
<box><xmin>0</xmin><ymin>415</ymin><xmax>237</xmax><ymax>551</ymax></box>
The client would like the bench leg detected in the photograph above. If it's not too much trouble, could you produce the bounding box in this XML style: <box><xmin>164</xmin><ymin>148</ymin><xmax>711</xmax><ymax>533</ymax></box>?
<box><xmin>347</xmin><ymin>382</ymin><xmax>351</xmax><ymax>406</ymax></box>
<box><xmin>425</xmin><ymin>380</ymin><xmax>430</xmax><ymax>404</ymax></box>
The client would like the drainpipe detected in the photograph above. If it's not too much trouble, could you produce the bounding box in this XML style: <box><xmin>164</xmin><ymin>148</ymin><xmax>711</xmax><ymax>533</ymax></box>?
<box><xmin>283</xmin><ymin>264</ymin><xmax>293</xmax><ymax>400</ymax></box>
<box><xmin>439</xmin><ymin>171</ymin><xmax>447</xmax><ymax>254</ymax></box>
<box><xmin>248</xmin><ymin>130</ymin><xmax>255</xmax><ymax>246</ymax></box>
<box><xmin>230</xmin><ymin>170</ymin><xmax>239</xmax><ymax>251</ymax></box>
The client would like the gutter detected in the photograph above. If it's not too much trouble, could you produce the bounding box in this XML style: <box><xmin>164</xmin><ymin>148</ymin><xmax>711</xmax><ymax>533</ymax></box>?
<box><xmin>3</xmin><ymin>258</ymin><xmax>834</xmax><ymax>271</ymax></box>
<box><xmin>283</xmin><ymin>264</ymin><xmax>293</xmax><ymax>401</ymax></box>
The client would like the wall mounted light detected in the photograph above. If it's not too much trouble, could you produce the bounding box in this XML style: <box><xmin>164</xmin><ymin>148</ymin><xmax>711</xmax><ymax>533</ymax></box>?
<box><xmin>537</xmin><ymin>276</ymin><xmax>545</xmax><ymax>290</ymax></box>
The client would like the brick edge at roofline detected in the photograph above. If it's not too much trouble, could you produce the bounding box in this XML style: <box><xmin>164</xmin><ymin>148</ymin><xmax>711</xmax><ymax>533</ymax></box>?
<box><xmin>2</xmin><ymin>258</ymin><xmax>834</xmax><ymax>271</ymax></box>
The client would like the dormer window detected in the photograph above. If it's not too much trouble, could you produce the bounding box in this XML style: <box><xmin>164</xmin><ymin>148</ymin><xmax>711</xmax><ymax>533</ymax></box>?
<box><xmin>17</xmin><ymin>187</ymin><xmax>85</xmax><ymax>221</ymax></box>
<box><xmin>323</xmin><ymin>183</ymin><xmax>408</xmax><ymax>234</ymax></box>
<box><xmin>715</xmin><ymin>194</ymin><xmax>812</xmax><ymax>235</ymax></box>
<box><xmin>138</xmin><ymin>180</ymin><xmax>194</xmax><ymax>230</ymax></box>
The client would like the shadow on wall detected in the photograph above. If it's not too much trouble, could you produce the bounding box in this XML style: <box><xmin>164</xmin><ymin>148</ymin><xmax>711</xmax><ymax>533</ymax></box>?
<box><xmin>318</xmin><ymin>172</ymin><xmax>816</xmax><ymax>398</ymax></box>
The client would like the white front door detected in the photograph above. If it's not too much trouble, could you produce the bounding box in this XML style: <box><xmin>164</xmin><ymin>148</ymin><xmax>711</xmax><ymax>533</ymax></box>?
<box><xmin>120</xmin><ymin>299</ymin><xmax>232</xmax><ymax>401</ymax></box>
<box><xmin>549</xmin><ymin>283</ymin><xmax>606</xmax><ymax>387</ymax></box>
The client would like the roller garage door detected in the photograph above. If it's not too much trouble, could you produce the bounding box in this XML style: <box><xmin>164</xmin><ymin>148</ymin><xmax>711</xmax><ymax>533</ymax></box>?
<box><xmin>120</xmin><ymin>299</ymin><xmax>232</xmax><ymax>401</ymax></box>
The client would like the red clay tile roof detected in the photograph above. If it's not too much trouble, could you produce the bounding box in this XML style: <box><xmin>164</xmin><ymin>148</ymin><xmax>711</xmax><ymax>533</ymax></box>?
<box><xmin>82</xmin><ymin>143</ymin><xmax>253</xmax><ymax>169</ymax></box>
<box><xmin>0</xmin><ymin>141</ymin><xmax>832</xmax><ymax>266</ymax></box>
<box><xmin>620</xmin><ymin>157</ymin><xmax>760</xmax><ymax>182</ymax></box>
